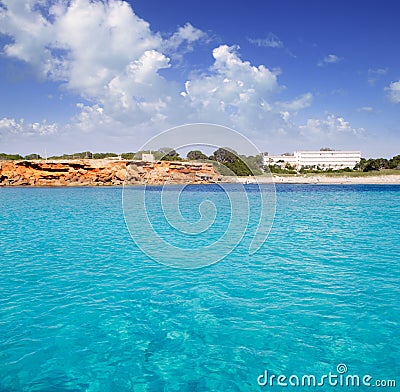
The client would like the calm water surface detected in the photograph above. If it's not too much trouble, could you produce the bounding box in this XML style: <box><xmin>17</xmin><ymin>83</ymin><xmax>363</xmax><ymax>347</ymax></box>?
<box><xmin>0</xmin><ymin>185</ymin><xmax>399</xmax><ymax>391</ymax></box>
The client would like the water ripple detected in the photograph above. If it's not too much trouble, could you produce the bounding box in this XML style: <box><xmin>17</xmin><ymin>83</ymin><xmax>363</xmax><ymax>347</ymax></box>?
<box><xmin>0</xmin><ymin>185</ymin><xmax>399</xmax><ymax>391</ymax></box>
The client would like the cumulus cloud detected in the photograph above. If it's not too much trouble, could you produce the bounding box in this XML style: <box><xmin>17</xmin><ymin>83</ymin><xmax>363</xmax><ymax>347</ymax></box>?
<box><xmin>386</xmin><ymin>80</ymin><xmax>400</xmax><ymax>103</ymax></box>
<box><xmin>0</xmin><ymin>0</ymin><xmax>315</xmax><ymax>152</ymax></box>
<box><xmin>66</xmin><ymin>43</ymin><xmax>299</xmax><ymax>142</ymax></box>
<box><xmin>164</xmin><ymin>22</ymin><xmax>207</xmax><ymax>53</ymax></box>
<box><xmin>0</xmin><ymin>117</ymin><xmax>58</xmax><ymax>137</ymax></box>
<box><xmin>0</xmin><ymin>0</ymin><xmax>162</xmax><ymax>96</ymax></box>
<box><xmin>248</xmin><ymin>33</ymin><xmax>283</xmax><ymax>49</ymax></box>
<box><xmin>318</xmin><ymin>54</ymin><xmax>342</xmax><ymax>67</ymax></box>
<box><xmin>183</xmin><ymin>45</ymin><xmax>286</xmax><ymax>130</ymax></box>
<box><xmin>299</xmin><ymin>114</ymin><xmax>364</xmax><ymax>139</ymax></box>
<box><xmin>72</xmin><ymin>104</ymin><xmax>116</xmax><ymax>133</ymax></box>
<box><xmin>0</xmin><ymin>0</ymin><xmax>185</xmax><ymax>131</ymax></box>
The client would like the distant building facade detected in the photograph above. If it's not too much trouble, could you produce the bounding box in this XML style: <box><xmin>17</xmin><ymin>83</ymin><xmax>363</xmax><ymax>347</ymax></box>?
<box><xmin>263</xmin><ymin>150</ymin><xmax>361</xmax><ymax>170</ymax></box>
<box><xmin>141</xmin><ymin>153</ymin><xmax>155</xmax><ymax>162</ymax></box>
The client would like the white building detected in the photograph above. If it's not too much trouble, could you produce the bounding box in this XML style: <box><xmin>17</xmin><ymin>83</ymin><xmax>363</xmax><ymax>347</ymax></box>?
<box><xmin>263</xmin><ymin>150</ymin><xmax>361</xmax><ymax>170</ymax></box>
<box><xmin>141</xmin><ymin>153</ymin><xmax>155</xmax><ymax>162</ymax></box>
<box><xmin>264</xmin><ymin>154</ymin><xmax>297</xmax><ymax>167</ymax></box>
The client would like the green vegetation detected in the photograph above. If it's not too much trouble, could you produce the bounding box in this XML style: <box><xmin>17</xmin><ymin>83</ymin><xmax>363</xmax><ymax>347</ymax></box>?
<box><xmin>239</xmin><ymin>154</ymin><xmax>264</xmax><ymax>175</ymax></box>
<box><xmin>209</xmin><ymin>147</ymin><xmax>263</xmax><ymax>176</ymax></box>
<box><xmin>210</xmin><ymin>147</ymin><xmax>237</xmax><ymax>163</ymax></box>
<box><xmin>305</xmin><ymin>169</ymin><xmax>400</xmax><ymax>177</ymax></box>
<box><xmin>0</xmin><ymin>153</ymin><xmax>24</xmax><ymax>160</ymax></box>
<box><xmin>24</xmin><ymin>153</ymin><xmax>42</xmax><ymax>160</ymax></box>
<box><xmin>158</xmin><ymin>148</ymin><xmax>182</xmax><ymax>161</ymax></box>
<box><xmin>0</xmin><ymin>152</ymin><xmax>43</xmax><ymax>160</ymax></box>
<box><xmin>299</xmin><ymin>166</ymin><xmax>354</xmax><ymax>174</ymax></box>
<box><xmin>187</xmin><ymin>148</ymin><xmax>264</xmax><ymax>176</ymax></box>
<box><xmin>355</xmin><ymin>155</ymin><xmax>400</xmax><ymax>171</ymax></box>
<box><xmin>187</xmin><ymin>150</ymin><xmax>208</xmax><ymax>160</ymax></box>
<box><xmin>1</xmin><ymin>148</ymin><xmax>399</xmax><ymax>178</ymax></box>
<box><xmin>268</xmin><ymin>165</ymin><xmax>297</xmax><ymax>175</ymax></box>
<box><xmin>267</xmin><ymin>154</ymin><xmax>400</xmax><ymax>175</ymax></box>
<box><xmin>46</xmin><ymin>151</ymin><xmax>122</xmax><ymax>159</ymax></box>
<box><xmin>121</xmin><ymin>152</ymin><xmax>137</xmax><ymax>160</ymax></box>
<box><xmin>48</xmin><ymin>151</ymin><xmax>94</xmax><ymax>159</ymax></box>
<box><xmin>224</xmin><ymin>159</ymin><xmax>252</xmax><ymax>176</ymax></box>
<box><xmin>92</xmin><ymin>152</ymin><xmax>118</xmax><ymax>159</ymax></box>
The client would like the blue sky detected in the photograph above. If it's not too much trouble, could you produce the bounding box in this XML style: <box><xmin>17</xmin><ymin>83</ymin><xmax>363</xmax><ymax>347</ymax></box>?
<box><xmin>0</xmin><ymin>0</ymin><xmax>399</xmax><ymax>157</ymax></box>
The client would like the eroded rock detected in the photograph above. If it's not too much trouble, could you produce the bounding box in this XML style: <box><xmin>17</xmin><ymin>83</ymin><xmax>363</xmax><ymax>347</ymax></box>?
<box><xmin>0</xmin><ymin>160</ymin><xmax>221</xmax><ymax>186</ymax></box>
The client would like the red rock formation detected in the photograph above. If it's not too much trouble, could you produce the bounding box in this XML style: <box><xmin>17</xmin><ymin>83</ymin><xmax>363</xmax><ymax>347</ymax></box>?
<box><xmin>0</xmin><ymin>159</ymin><xmax>221</xmax><ymax>186</ymax></box>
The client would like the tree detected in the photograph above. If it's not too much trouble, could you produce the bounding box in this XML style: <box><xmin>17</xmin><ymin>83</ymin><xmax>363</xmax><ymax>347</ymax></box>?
<box><xmin>187</xmin><ymin>150</ymin><xmax>208</xmax><ymax>160</ymax></box>
<box><xmin>92</xmin><ymin>152</ymin><xmax>118</xmax><ymax>159</ymax></box>
<box><xmin>0</xmin><ymin>153</ymin><xmax>24</xmax><ymax>160</ymax></box>
<box><xmin>285</xmin><ymin>163</ymin><xmax>296</xmax><ymax>171</ymax></box>
<box><xmin>121</xmin><ymin>152</ymin><xmax>137</xmax><ymax>160</ymax></box>
<box><xmin>225</xmin><ymin>159</ymin><xmax>252</xmax><ymax>176</ymax></box>
<box><xmin>72</xmin><ymin>151</ymin><xmax>92</xmax><ymax>159</ymax></box>
<box><xmin>268</xmin><ymin>165</ymin><xmax>297</xmax><ymax>174</ymax></box>
<box><xmin>354</xmin><ymin>158</ymin><xmax>367</xmax><ymax>171</ymax></box>
<box><xmin>212</xmin><ymin>147</ymin><xmax>237</xmax><ymax>163</ymax></box>
<box><xmin>24</xmin><ymin>153</ymin><xmax>42</xmax><ymax>160</ymax></box>
<box><xmin>210</xmin><ymin>148</ymin><xmax>256</xmax><ymax>176</ymax></box>
<box><xmin>159</xmin><ymin>147</ymin><xmax>181</xmax><ymax>161</ymax></box>
<box><xmin>363</xmin><ymin>158</ymin><xmax>389</xmax><ymax>172</ymax></box>
<box><xmin>240</xmin><ymin>154</ymin><xmax>264</xmax><ymax>175</ymax></box>
<box><xmin>389</xmin><ymin>154</ymin><xmax>400</xmax><ymax>169</ymax></box>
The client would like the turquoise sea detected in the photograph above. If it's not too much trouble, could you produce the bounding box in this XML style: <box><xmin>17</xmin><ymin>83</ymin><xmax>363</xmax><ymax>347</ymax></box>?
<box><xmin>0</xmin><ymin>185</ymin><xmax>399</xmax><ymax>391</ymax></box>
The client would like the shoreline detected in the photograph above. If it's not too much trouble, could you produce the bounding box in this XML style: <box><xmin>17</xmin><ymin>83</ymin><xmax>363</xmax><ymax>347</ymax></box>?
<box><xmin>1</xmin><ymin>159</ymin><xmax>399</xmax><ymax>186</ymax></box>
<box><xmin>0</xmin><ymin>159</ymin><xmax>221</xmax><ymax>186</ymax></box>
<box><xmin>225</xmin><ymin>174</ymin><xmax>400</xmax><ymax>185</ymax></box>
<box><xmin>3</xmin><ymin>176</ymin><xmax>399</xmax><ymax>187</ymax></box>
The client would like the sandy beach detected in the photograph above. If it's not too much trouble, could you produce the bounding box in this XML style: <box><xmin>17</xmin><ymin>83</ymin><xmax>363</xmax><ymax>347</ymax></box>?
<box><xmin>225</xmin><ymin>174</ymin><xmax>400</xmax><ymax>185</ymax></box>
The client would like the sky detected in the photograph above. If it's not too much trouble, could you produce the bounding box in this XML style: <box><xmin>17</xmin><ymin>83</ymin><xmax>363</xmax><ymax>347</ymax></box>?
<box><xmin>0</xmin><ymin>0</ymin><xmax>399</xmax><ymax>158</ymax></box>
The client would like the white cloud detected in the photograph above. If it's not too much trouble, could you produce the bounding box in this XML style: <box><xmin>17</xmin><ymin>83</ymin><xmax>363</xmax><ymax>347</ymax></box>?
<box><xmin>318</xmin><ymin>54</ymin><xmax>342</xmax><ymax>67</ymax></box>
<box><xmin>0</xmin><ymin>0</ymin><xmax>162</xmax><ymax>96</ymax></box>
<box><xmin>386</xmin><ymin>80</ymin><xmax>400</xmax><ymax>103</ymax></box>
<box><xmin>0</xmin><ymin>117</ymin><xmax>58</xmax><ymax>137</ymax></box>
<box><xmin>164</xmin><ymin>22</ymin><xmax>207</xmax><ymax>53</ymax></box>
<box><xmin>106</xmin><ymin>50</ymin><xmax>172</xmax><ymax>112</ymax></box>
<box><xmin>60</xmin><ymin>43</ymin><xmax>297</xmax><ymax>143</ymax></box>
<box><xmin>299</xmin><ymin>114</ymin><xmax>364</xmax><ymax>139</ymax></box>
<box><xmin>276</xmin><ymin>92</ymin><xmax>313</xmax><ymax>112</ymax></box>
<box><xmin>248</xmin><ymin>33</ymin><xmax>283</xmax><ymax>49</ymax></box>
<box><xmin>183</xmin><ymin>45</ymin><xmax>285</xmax><ymax>130</ymax></box>
<box><xmin>0</xmin><ymin>0</ymin><xmax>318</xmax><ymax>153</ymax></box>
<box><xmin>72</xmin><ymin>104</ymin><xmax>116</xmax><ymax>133</ymax></box>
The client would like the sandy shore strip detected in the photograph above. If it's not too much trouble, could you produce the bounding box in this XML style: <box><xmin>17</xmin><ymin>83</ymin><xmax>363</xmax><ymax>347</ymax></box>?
<box><xmin>223</xmin><ymin>174</ymin><xmax>400</xmax><ymax>184</ymax></box>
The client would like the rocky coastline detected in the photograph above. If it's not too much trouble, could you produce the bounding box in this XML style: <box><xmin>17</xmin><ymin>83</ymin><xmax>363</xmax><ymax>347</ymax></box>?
<box><xmin>0</xmin><ymin>159</ymin><xmax>221</xmax><ymax>186</ymax></box>
<box><xmin>1</xmin><ymin>160</ymin><xmax>398</xmax><ymax>187</ymax></box>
